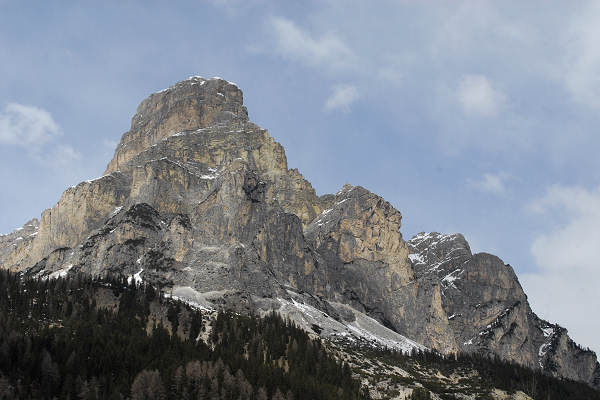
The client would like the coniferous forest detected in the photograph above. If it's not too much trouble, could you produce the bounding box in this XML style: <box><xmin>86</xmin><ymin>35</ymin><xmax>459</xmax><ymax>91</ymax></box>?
<box><xmin>1</xmin><ymin>269</ymin><xmax>599</xmax><ymax>400</ymax></box>
<box><xmin>0</xmin><ymin>270</ymin><xmax>364</xmax><ymax>399</ymax></box>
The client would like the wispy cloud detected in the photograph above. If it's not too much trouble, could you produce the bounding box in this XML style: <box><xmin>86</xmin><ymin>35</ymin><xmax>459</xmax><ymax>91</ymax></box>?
<box><xmin>0</xmin><ymin>103</ymin><xmax>61</xmax><ymax>148</ymax></box>
<box><xmin>266</xmin><ymin>16</ymin><xmax>356</xmax><ymax>71</ymax></box>
<box><xmin>456</xmin><ymin>75</ymin><xmax>506</xmax><ymax>117</ymax></box>
<box><xmin>45</xmin><ymin>144</ymin><xmax>82</xmax><ymax>167</ymax></box>
<box><xmin>0</xmin><ymin>103</ymin><xmax>80</xmax><ymax>167</ymax></box>
<box><xmin>324</xmin><ymin>84</ymin><xmax>359</xmax><ymax>113</ymax></box>
<box><xmin>562</xmin><ymin>2</ymin><xmax>600</xmax><ymax>109</ymax></box>
<box><xmin>468</xmin><ymin>172</ymin><xmax>511</xmax><ymax>195</ymax></box>
<box><xmin>521</xmin><ymin>184</ymin><xmax>600</xmax><ymax>353</ymax></box>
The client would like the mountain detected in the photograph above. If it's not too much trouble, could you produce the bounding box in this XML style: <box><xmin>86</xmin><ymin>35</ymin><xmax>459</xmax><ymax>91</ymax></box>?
<box><xmin>1</xmin><ymin>76</ymin><xmax>598</xmax><ymax>392</ymax></box>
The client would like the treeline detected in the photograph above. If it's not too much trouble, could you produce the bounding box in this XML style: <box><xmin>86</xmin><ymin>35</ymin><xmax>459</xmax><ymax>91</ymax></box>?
<box><xmin>0</xmin><ymin>270</ymin><xmax>367</xmax><ymax>400</ymax></box>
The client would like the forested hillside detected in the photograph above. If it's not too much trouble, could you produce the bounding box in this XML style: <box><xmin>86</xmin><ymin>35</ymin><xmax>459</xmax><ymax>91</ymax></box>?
<box><xmin>0</xmin><ymin>271</ymin><xmax>364</xmax><ymax>399</ymax></box>
<box><xmin>1</xmin><ymin>271</ymin><xmax>598</xmax><ymax>399</ymax></box>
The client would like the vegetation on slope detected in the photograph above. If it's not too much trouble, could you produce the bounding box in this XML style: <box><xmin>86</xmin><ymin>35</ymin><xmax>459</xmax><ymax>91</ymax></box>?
<box><xmin>0</xmin><ymin>270</ymin><xmax>365</xmax><ymax>399</ymax></box>
<box><xmin>0</xmin><ymin>269</ymin><xmax>598</xmax><ymax>400</ymax></box>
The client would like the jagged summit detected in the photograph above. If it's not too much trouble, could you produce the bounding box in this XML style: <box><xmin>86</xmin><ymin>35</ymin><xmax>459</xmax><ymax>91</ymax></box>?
<box><xmin>0</xmin><ymin>76</ymin><xmax>598</xmax><ymax>389</ymax></box>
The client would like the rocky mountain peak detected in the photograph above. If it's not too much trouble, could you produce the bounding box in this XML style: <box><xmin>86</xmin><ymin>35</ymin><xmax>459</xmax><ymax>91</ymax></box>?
<box><xmin>1</xmin><ymin>76</ymin><xmax>598</xmax><ymax>390</ymax></box>
<box><xmin>105</xmin><ymin>76</ymin><xmax>248</xmax><ymax>174</ymax></box>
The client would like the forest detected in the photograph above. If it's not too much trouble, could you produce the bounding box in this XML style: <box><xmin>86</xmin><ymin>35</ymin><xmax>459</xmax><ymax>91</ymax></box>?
<box><xmin>0</xmin><ymin>270</ymin><xmax>364</xmax><ymax>399</ymax></box>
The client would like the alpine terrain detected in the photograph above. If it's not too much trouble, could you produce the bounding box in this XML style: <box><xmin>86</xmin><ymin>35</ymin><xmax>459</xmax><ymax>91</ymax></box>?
<box><xmin>1</xmin><ymin>76</ymin><xmax>599</xmax><ymax>398</ymax></box>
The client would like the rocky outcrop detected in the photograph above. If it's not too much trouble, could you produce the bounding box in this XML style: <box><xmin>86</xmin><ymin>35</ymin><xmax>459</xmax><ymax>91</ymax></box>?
<box><xmin>1</xmin><ymin>76</ymin><xmax>597</xmax><ymax>389</ymax></box>
<box><xmin>408</xmin><ymin>231</ymin><xmax>600</xmax><ymax>389</ymax></box>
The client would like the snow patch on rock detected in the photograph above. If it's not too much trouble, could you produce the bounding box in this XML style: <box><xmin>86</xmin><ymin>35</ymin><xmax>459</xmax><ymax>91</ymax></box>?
<box><xmin>276</xmin><ymin>297</ymin><xmax>425</xmax><ymax>354</ymax></box>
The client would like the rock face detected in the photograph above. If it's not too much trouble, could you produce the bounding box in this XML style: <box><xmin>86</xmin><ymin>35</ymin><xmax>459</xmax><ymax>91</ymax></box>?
<box><xmin>408</xmin><ymin>232</ymin><xmax>600</xmax><ymax>388</ymax></box>
<box><xmin>304</xmin><ymin>185</ymin><xmax>455</xmax><ymax>352</ymax></box>
<box><xmin>105</xmin><ymin>77</ymin><xmax>249</xmax><ymax>174</ymax></box>
<box><xmin>0</xmin><ymin>76</ymin><xmax>598</xmax><ymax>389</ymax></box>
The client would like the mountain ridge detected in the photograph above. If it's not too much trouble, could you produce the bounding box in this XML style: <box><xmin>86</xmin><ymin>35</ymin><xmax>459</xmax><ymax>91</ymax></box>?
<box><xmin>1</xmin><ymin>76</ymin><xmax>598</xmax><ymax>390</ymax></box>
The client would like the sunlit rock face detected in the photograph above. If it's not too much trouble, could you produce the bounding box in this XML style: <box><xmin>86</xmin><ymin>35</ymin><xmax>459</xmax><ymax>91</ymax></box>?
<box><xmin>1</xmin><ymin>76</ymin><xmax>598</xmax><ymax>389</ymax></box>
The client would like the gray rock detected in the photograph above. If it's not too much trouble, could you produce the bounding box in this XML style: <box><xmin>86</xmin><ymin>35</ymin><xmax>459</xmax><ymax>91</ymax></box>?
<box><xmin>408</xmin><ymin>231</ymin><xmax>600</xmax><ymax>388</ymax></box>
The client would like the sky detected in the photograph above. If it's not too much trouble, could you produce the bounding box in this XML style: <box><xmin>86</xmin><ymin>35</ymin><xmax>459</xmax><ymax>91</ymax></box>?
<box><xmin>1</xmin><ymin>1</ymin><xmax>599</xmax><ymax>354</ymax></box>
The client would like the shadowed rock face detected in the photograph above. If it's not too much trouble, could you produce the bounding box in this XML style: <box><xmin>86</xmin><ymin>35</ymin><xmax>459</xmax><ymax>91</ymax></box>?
<box><xmin>1</xmin><ymin>76</ymin><xmax>598</xmax><ymax>389</ymax></box>
<box><xmin>408</xmin><ymin>232</ymin><xmax>600</xmax><ymax>388</ymax></box>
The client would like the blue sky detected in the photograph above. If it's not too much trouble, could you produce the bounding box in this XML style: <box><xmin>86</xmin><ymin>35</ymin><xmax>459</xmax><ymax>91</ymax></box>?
<box><xmin>1</xmin><ymin>1</ymin><xmax>599</xmax><ymax>353</ymax></box>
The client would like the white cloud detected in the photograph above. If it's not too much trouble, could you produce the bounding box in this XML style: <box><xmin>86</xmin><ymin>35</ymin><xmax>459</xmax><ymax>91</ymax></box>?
<box><xmin>0</xmin><ymin>103</ymin><xmax>61</xmax><ymax>148</ymax></box>
<box><xmin>324</xmin><ymin>84</ymin><xmax>359</xmax><ymax>112</ymax></box>
<box><xmin>266</xmin><ymin>16</ymin><xmax>355</xmax><ymax>71</ymax></box>
<box><xmin>468</xmin><ymin>172</ymin><xmax>510</xmax><ymax>195</ymax></box>
<box><xmin>562</xmin><ymin>2</ymin><xmax>600</xmax><ymax>109</ymax></box>
<box><xmin>0</xmin><ymin>102</ymin><xmax>81</xmax><ymax>168</ymax></box>
<box><xmin>456</xmin><ymin>74</ymin><xmax>506</xmax><ymax>117</ymax></box>
<box><xmin>45</xmin><ymin>144</ymin><xmax>82</xmax><ymax>167</ymax></box>
<box><xmin>521</xmin><ymin>184</ymin><xmax>600</xmax><ymax>354</ymax></box>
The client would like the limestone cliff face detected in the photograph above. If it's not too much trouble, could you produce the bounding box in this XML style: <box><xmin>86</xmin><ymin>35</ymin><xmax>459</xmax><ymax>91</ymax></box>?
<box><xmin>1</xmin><ymin>76</ymin><xmax>597</xmax><ymax>389</ymax></box>
<box><xmin>305</xmin><ymin>185</ymin><xmax>456</xmax><ymax>352</ymax></box>
<box><xmin>408</xmin><ymin>232</ymin><xmax>600</xmax><ymax>389</ymax></box>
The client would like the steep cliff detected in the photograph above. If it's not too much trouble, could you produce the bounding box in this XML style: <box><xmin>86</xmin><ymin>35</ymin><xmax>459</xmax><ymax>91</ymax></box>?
<box><xmin>304</xmin><ymin>184</ymin><xmax>455</xmax><ymax>352</ymax></box>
